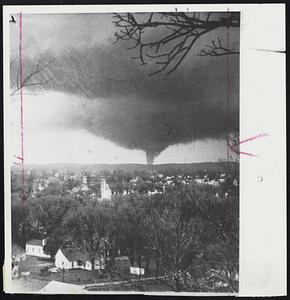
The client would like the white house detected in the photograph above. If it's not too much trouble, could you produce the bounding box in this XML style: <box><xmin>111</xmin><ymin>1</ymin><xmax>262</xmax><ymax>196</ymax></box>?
<box><xmin>218</xmin><ymin>178</ymin><xmax>226</xmax><ymax>184</ymax></box>
<box><xmin>81</xmin><ymin>176</ymin><xmax>90</xmax><ymax>191</ymax></box>
<box><xmin>148</xmin><ymin>189</ymin><xmax>162</xmax><ymax>196</ymax></box>
<box><xmin>71</xmin><ymin>187</ymin><xmax>80</xmax><ymax>193</ymax></box>
<box><xmin>25</xmin><ymin>239</ymin><xmax>50</xmax><ymax>258</ymax></box>
<box><xmin>206</xmin><ymin>180</ymin><xmax>220</xmax><ymax>187</ymax></box>
<box><xmin>233</xmin><ymin>178</ymin><xmax>239</xmax><ymax>186</ymax></box>
<box><xmin>195</xmin><ymin>178</ymin><xmax>204</xmax><ymax>184</ymax></box>
<box><xmin>130</xmin><ymin>261</ymin><xmax>146</xmax><ymax>276</ymax></box>
<box><xmin>55</xmin><ymin>247</ymin><xmax>105</xmax><ymax>270</ymax></box>
<box><xmin>130</xmin><ymin>266</ymin><xmax>145</xmax><ymax>275</ymax></box>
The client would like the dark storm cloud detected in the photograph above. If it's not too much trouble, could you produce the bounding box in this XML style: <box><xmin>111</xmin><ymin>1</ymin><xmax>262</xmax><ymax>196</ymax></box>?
<box><xmin>10</xmin><ymin>13</ymin><xmax>239</xmax><ymax>163</ymax></box>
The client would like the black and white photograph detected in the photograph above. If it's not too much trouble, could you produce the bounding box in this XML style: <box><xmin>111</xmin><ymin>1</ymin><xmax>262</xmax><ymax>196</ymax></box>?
<box><xmin>3</xmin><ymin>4</ymin><xmax>285</xmax><ymax>296</ymax></box>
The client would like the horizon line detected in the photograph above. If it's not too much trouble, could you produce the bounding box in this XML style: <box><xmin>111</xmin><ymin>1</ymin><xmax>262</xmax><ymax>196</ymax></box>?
<box><xmin>11</xmin><ymin>161</ymin><xmax>228</xmax><ymax>167</ymax></box>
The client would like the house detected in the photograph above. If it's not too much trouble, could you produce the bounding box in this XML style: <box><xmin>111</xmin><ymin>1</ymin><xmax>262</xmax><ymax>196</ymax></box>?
<box><xmin>206</xmin><ymin>180</ymin><xmax>220</xmax><ymax>187</ymax></box>
<box><xmin>81</xmin><ymin>176</ymin><xmax>90</xmax><ymax>191</ymax></box>
<box><xmin>115</xmin><ymin>256</ymin><xmax>131</xmax><ymax>273</ymax></box>
<box><xmin>148</xmin><ymin>189</ymin><xmax>162</xmax><ymax>196</ymax></box>
<box><xmin>128</xmin><ymin>257</ymin><xmax>157</xmax><ymax>276</ymax></box>
<box><xmin>233</xmin><ymin>178</ymin><xmax>239</xmax><ymax>186</ymax></box>
<box><xmin>81</xmin><ymin>184</ymin><xmax>89</xmax><ymax>192</ymax></box>
<box><xmin>195</xmin><ymin>178</ymin><xmax>204</xmax><ymax>184</ymax></box>
<box><xmin>71</xmin><ymin>187</ymin><xmax>80</xmax><ymax>193</ymax></box>
<box><xmin>218</xmin><ymin>178</ymin><xmax>226</xmax><ymax>184</ymax></box>
<box><xmin>130</xmin><ymin>264</ymin><xmax>145</xmax><ymax>276</ymax></box>
<box><xmin>129</xmin><ymin>258</ymin><xmax>155</xmax><ymax>276</ymax></box>
<box><xmin>25</xmin><ymin>239</ymin><xmax>50</xmax><ymax>258</ymax></box>
<box><xmin>55</xmin><ymin>247</ymin><xmax>105</xmax><ymax>270</ymax></box>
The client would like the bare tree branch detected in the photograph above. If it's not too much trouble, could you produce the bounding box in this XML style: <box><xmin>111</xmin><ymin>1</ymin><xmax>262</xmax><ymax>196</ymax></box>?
<box><xmin>113</xmin><ymin>12</ymin><xmax>240</xmax><ymax>75</ymax></box>
<box><xmin>10</xmin><ymin>58</ymin><xmax>56</xmax><ymax>96</ymax></box>
<box><xmin>198</xmin><ymin>37</ymin><xmax>239</xmax><ymax>57</ymax></box>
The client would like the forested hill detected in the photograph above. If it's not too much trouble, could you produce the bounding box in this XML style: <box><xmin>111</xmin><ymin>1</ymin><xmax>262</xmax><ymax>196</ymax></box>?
<box><xmin>12</xmin><ymin>162</ymin><xmax>235</xmax><ymax>174</ymax></box>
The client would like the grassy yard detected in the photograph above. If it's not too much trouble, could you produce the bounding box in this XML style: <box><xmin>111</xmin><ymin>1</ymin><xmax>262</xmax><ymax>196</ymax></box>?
<box><xmin>15</xmin><ymin>255</ymin><xmax>130</xmax><ymax>285</ymax></box>
<box><xmin>17</xmin><ymin>255</ymin><xmax>54</xmax><ymax>276</ymax></box>
<box><xmin>53</xmin><ymin>268</ymin><xmax>150</xmax><ymax>285</ymax></box>
<box><xmin>12</xmin><ymin>256</ymin><xmax>53</xmax><ymax>292</ymax></box>
<box><xmin>14</xmin><ymin>255</ymin><xmax>162</xmax><ymax>291</ymax></box>
<box><xmin>51</xmin><ymin>268</ymin><xmax>95</xmax><ymax>284</ymax></box>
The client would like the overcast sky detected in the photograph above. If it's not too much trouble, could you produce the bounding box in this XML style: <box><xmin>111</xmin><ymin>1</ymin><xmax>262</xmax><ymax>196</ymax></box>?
<box><xmin>9</xmin><ymin>13</ymin><xmax>239</xmax><ymax>165</ymax></box>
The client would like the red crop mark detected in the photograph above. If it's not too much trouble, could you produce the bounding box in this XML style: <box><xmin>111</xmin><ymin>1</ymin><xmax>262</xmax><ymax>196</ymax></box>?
<box><xmin>226</xmin><ymin>10</ymin><xmax>231</xmax><ymax>162</ymax></box>
<box><xmin>15</xmin><ymin>155</ymin><xmax>24</xmax><ymax>161</ymax></box>
<box><xmin>227</xmin><ymin>133</ymin><xmax>270</xmax><ymax>157</ymax></box>
<box><xmin>239</xmin><ymin>133</ymin><xmax>270</xmax><ymax>145</ymax></box>
<box><xmin>18</xmin><ymin>12</ymin><xmax>25</xmax><ymax>199</ymax></box>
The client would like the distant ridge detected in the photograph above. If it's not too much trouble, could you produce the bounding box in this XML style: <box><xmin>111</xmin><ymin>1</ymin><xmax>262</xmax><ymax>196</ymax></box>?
<box><xmin>11</xmin><ymin>162</ymin><xmax>236</xmax><ymax>173</ymax></box>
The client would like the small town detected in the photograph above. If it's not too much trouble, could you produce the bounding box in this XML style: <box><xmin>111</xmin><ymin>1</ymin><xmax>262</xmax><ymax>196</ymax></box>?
<box><xmin>11</xmin><ymin>164</ymin><xmax>239</xmax><ymax>293</ymax></box>
<box><xmin>28</xmin><ymin>168</ymin><xmax>234</xmax><ymax>200</ymax></box>
<box><xmin>8</xmin><ymin>10</ymin><xmax>240</xmax><ymax>294</ymax></box>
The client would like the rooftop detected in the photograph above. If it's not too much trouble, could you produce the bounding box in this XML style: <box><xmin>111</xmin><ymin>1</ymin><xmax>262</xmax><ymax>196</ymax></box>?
<box><xmin>39</xmin><ymin>280</ymin><xmax>87</xmax><ymax>294</ymax></box>
<box><xmin>26</xmin><ymin>239</ymin><xmax>44</xmax><ymax>246</ymax></box>
<box><xmin>60</xmin><ymin>247</ymin><xmax>89</xmax><ymax>262</ymax></box>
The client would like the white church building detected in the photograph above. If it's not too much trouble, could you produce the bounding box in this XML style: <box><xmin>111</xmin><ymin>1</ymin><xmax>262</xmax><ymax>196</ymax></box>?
<box><xmin>54</xmin><ymin>247</ymin><xmax>105</xmax><ymax>270</ymax></box>
<box><xmin>100</xmin><ymin>178</ymin><xmax>112</xmax><ymax>200</ymax></box>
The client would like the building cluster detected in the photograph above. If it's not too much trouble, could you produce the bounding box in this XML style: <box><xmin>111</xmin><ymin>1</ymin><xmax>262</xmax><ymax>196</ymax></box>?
<box><xmin>194</xmin><ymin>173</ymin><xmax>227</xmax><ymax>186</ymax></box>
<box><xmin>30</xmin><ymin>171</ymin><xmax>110</xmax><ymax>200</ymax></box>
<box><xmin>27</xmin><ymin>168</ymin><xmax>237</xmax><ymax>201</ymax></box>
<box><xmin>23</xmin><ymin>238</ymin><xmax>131</xmax><ymax>274</ymax></box>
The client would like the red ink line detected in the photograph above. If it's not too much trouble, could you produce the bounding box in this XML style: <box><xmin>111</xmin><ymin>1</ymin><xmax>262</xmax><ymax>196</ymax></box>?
<box><xmin>239</xmin><ymin>151</ymin><xmax>257</xmax><ymax>157</ymax></box>
<box><xmin>226</xmin><ymin>139</ymin><xmax>239</xmax><ymax>155</ymax></box>
<box><xmin>226</xmin><ymin>11</ymin><xmax>231</xmax><ymax>162</ymax></box>
<box><xmin>228</xmin><ymin>133</ymin><xmax>269</xmax><ymax>157</ymax></box>
<box><xmin>19</xmin><ymin>12</ymin><xmax>25</xmax><ymax>199</ymax></box>
<box><xmin>15</xmin><ymin>155</ymin><xmax>24</xmax><ymax>161</ymax></box>
<box><xmin>227</xmin><ymin>141</ymin><xmax>257</xmax><ymax>157</ymax></box>
<box><xmin>239</xmin><ymin>133</ymin><xmax>270</xmax><ymax>145</ymax></box>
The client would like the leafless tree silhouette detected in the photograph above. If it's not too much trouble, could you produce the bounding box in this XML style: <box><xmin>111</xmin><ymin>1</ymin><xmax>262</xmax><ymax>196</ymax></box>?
<box><xmin>223</xmin><ymin>131</ymin><xmax>240</xmax><ymax>183</ymax></box>
<box><xmin>113</xmin><ymin>12</ymin><xmax>240</xmax><ymax>75</ymax></box>
<box><xmin>10</xmin><ymin>58</ymin><xmax>55</xmax><ymax>96</ymax></box>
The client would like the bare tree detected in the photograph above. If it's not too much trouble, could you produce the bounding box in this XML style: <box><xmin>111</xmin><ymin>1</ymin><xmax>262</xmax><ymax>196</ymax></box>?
<box><xmin>63</xmin><ymin>202</ymin><xmax>109</xmax><ymax>275</ymax></box>
<box><xmin>10</xmin><ymin>58</ymin><xmax>55</xmax><ymax>96</ymax></box>
<box><xmin>222</xmin><ymin>130</ymin><xmax>240</xmax><ymax>184</ymax></box>
<box><xmin>143</xmin><ymin>191</ymin><xmax>210</xmax><ymax>292</ymax></box>
<box><xmin>187</xmin><ymin>186</ymin><xmax>239</xmax><ymax>292</ymax></box>
<box><xmin>141</xmin><ymin>187</ymin><xmax>239</xmax><ymax>292</ymax></box>
<box><xmin>113</xmin><ymin>12</ymin><xmax>240</xmax><ymax>75</ymax></box>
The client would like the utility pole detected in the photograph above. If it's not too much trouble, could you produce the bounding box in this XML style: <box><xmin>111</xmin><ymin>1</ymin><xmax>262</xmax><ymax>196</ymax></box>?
<box><xmin>62</xmin><ymin>262</ymin><xmax>65</xmax><ymax>282</ymax></box>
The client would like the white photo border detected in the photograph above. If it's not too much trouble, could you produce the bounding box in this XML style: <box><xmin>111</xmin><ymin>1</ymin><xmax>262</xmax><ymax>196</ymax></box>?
<box><xmin>3</xmin><ymin>3</ymin><xmax>286</xmax><ymax>296</ymax></box>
